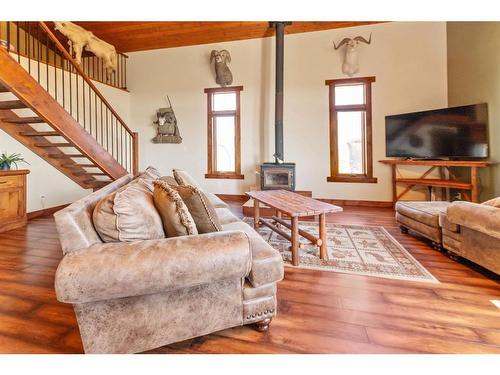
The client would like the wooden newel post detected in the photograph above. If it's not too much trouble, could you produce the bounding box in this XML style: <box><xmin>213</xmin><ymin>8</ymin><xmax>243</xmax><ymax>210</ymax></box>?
<box><xmin>132</xmin><ymin>132</ymin><xmax>139</xmax><ymax>176</ymax></box>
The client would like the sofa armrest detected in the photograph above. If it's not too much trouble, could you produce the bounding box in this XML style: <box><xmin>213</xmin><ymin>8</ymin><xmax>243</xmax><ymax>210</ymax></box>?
<box><xmin>447</xmin><ymin>201</ymin><xmax>500</xmax><ymax>240</ymax></box>
<box><xmin>55</xmin><ymin>231</ymin><xmax>252</xmax><ymax>304</ymax></box>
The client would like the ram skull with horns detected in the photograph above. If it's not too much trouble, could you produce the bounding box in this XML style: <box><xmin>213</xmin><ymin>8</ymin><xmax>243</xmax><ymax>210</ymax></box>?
<box><xmin>210</xmin><ymin>49</ymin><xmax>233</xmax><ymax>87</ymax></box>
<box><xmin>333</xmin><ymin>33</ymin><xmax>372</xmax><ymax>77</ymax></box>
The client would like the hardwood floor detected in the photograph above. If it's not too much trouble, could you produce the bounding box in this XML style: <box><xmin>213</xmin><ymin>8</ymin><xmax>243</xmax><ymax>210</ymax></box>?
<box><xmin>0</xmin><ymin>198</ymin><xmax>499</xmax><ymax>354</ymax></box>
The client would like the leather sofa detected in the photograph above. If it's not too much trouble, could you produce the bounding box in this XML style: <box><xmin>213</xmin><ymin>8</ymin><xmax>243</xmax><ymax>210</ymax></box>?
<box><xmin>53</xmin><ymin>171</ymin><xmax>284</xmax><ymax>353</ymax></box>
<box><xmin>441</xmin><ymin>200</ymin><xmax>500</xmax><ymax>275</ymax></box>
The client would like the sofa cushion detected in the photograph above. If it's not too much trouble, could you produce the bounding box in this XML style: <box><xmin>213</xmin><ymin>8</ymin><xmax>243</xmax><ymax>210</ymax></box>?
<box><xmin>483</xmin><ymin>197</ymin><xmax>500</xmax><ymax>208</ymax></box>
<box><xmin>395</xmin><ymin>201</ymin><xmax>450</xmax><ymax>228</ymax></box>
<box><xmin>216</xmin><ymin>207</ymin><xmax>240</xmax><ymax>225</ymax></box>
<box><xmin>173</xmin><ymin>169</ymin><xmax>200</xmax><ymax>187</ymax></box>
<box><xmin>153</xmin><ymin>180</ymin><xmax>198</xmax><ymax>237</ymax></box>
<box><xmin>396</xmin><ymin>212</ymin><xmax>442</xmax><ymax>243</ymax></box>
<box><xmin>159</xmin><ymin>175</ymin><xmax>178</xmax><ymax>186</ymax></box>
<box><xmin>439</xmin><ymin>212</ymin><xmax>460</xmax><ymax>233</ymax></box>
<box><xmin>173</xmin><ymin>185</ymin><xmax>222</xmax><ymax>233</ymax></box>
<box><xmin>93</xmin><ymin>178</ymin><xmax>165</xmax><ymax>243</ymax></box>
<box><xmin>205</xmin><ymin>192</ymin><xmax>229</xmax><ymax>208</ymax></box>
<box><xmin>222</xmin><ymin>221</ymin><xmax>284</xmax><ymax>287</ymax></box>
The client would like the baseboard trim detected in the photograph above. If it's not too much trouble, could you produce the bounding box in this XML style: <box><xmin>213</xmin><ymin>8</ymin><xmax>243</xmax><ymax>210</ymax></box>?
<box><xmin>215</xmin><ymin>194</ymin><xmax>249</xmax><ymax>202</ymax></box>
<box><xmin>318</xmin><ymin>198</ymin><xmax>393</xmax><ymax>208</ymax></box>
<box><xmin>217</xmin><ymin>193</ymin><xmax>392</xmax><ymax>208</ymax></box>
<box><xmin>27</xmin><ymin>204</ymin><xmax>69</xmax><ymax>220</ymax></box>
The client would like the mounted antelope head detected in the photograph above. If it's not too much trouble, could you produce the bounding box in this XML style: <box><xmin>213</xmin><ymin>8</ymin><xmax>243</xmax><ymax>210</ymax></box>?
<box><xmin>333</xmin><ymin>33</ymin><xmax>372</xmax><ymax>77</ymax></box>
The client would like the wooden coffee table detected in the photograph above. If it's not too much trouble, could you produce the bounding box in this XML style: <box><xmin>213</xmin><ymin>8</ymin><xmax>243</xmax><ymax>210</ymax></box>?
<box><xmin>246</xmin><ymin>190</ymin><xmax>343</xmax><ymax>266</ymax></box>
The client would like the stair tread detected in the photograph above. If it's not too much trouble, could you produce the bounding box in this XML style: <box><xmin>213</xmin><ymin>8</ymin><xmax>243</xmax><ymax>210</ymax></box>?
<box><xmin>2</xmin><ymin>116</ymin><xmax>45</xmax><ymax>124</ymax></box>
<box><xmin>62</xmin><ymin>163</ymin><xmax>96</xmax><ymax>168</ymax></box>
<box><xmin>20</xmin><ymin>131</ymin><xmax>60</xmax><ymax>136</ymax></box>
<box><xmin>74</xmin><ymin>171</ymin><xmax>107</xmax><ymax>176</ymax></box>
<box><xmin>0</xmin><ymin>100</ymin><xmax>27</xmax><ymax>110</ymax></box>
<box><xmin>35</xmin><ymin>143</ymin><xmax>73</xmax><ymax>147</ymax></box>
<box><xmin>0</xmin><ymin>82</ymin><xmax>9</xmax><ymax>93</ymax></box>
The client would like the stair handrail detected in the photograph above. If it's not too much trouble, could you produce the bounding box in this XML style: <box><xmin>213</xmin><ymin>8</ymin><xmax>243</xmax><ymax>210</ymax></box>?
<box><xmin>38</xmin><ymin>22</ymin><xmax>135</xmax><ymax>138</ymax></box>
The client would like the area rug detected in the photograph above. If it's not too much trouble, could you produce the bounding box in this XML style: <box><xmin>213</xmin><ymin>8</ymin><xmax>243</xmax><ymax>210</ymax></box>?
<box><xmin>243</xmin><ymin>218</ymin><xmax>438</xmax><ymax>283</ymax></box>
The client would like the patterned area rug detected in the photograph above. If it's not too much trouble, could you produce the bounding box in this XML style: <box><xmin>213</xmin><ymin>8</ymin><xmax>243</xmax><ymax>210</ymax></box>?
<box><xmin>243</xmin><ymin>218</ymin><xmax>438</xmax><ymax>283</ymax></box>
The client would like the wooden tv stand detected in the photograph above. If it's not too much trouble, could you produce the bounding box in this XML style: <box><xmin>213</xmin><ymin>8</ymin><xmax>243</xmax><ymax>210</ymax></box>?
<box><xmin>379</xmin><ymin>159</ymin><xmax>495</xmax><ymax>204</ymax></box>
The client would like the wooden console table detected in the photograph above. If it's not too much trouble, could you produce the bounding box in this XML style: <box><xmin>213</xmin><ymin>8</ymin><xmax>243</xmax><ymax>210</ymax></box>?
<box><xmin>379</xmin><ymin>159</ymin><xmax>495</xmax><ymax>204</ymax></box>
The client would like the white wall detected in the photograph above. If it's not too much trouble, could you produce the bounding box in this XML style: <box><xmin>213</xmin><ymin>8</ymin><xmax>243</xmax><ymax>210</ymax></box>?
<box><xmin>447</xmin><ymin>22</ymin><xmax>500</xmax><ymax>200</ymax></box>
<box><xmin>128</xmin><ymin>22</ymin><xmax>448</xmax><ymax>201</ymax></box>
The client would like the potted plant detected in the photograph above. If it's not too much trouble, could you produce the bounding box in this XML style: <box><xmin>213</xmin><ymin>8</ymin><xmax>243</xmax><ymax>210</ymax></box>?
<box><xmin>0</xmin><ymin>152</ymin><xmax>30</xmax><ymax>171</ymax></box>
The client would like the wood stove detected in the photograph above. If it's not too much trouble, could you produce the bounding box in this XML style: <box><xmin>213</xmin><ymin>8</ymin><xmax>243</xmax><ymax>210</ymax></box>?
<box><xmin>260</xmin><ymin>21</ymin><xmax>296</xmax><ymax>191</ymax></box>
<box><xmin>260</xmin><ymin>162</ymin><xmax>295</xmax><ymax>190</ymax></box>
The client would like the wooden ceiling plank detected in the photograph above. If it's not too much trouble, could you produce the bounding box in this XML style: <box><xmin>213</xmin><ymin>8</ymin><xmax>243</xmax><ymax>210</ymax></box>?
<box><xmin>69</xmin><ymin>21</ymin><xmax>382</xmax><ymax>52</ymax></box>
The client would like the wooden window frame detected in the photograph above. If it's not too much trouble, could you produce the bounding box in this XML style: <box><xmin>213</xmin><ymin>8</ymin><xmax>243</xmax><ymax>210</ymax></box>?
<box><xmin>325</xmin><ymin>76</ymin><xmax>377</xmax><ymax>183</ymax></box>
<box><xmin>204</xmin><ymin>85</ymin><xmax>244</xmax><ymax>180</ymax></box>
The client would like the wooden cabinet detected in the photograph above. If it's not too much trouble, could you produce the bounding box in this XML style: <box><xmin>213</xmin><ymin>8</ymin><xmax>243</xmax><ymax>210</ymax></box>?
<box><xmin>0</xmin><ymin>169</ymin><xmax>29</xmax><ymax>233</ymax></box>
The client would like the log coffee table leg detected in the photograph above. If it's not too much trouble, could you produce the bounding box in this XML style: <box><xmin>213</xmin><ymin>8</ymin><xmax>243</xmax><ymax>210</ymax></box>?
<box><xmin>253</xmin><ymin>200</ymin><xmax>260</xmax><ymax>228</ymax></box>
<box><xmin>319</xmin><ymin>213</ymin><xmax>328</xmax><ymax>260</ymax></box>
<box><xmin>291</xmin><ymin>216</ymin><xmax>299</xmax><ymax>266</ymax></box>
<box><xmin>276</xmin><ymin>210</ymin><xmax>282</xmax><ymax>228</ymax></box>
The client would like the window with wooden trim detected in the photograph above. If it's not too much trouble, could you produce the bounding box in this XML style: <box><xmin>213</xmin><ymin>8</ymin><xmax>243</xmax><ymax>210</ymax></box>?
<box><xmin>325</xmin><ymin>76</ymin><xmax>377</xmax><ymax>183</ymax></box>
<box><xmin>204</xmin><ymin>86</ymin><xmax>244</xmax><ymax>179</ymax></box>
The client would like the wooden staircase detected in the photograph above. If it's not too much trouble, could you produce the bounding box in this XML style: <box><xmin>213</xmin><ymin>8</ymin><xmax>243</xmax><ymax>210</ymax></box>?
<box><xmin>0</xmin><ymin>22</ymin><xmax>138</xmax><ymax>190</ymax></box>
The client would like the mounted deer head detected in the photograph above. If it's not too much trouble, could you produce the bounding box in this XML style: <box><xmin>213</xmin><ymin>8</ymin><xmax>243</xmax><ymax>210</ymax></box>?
<box><xmin>333</xmin><ymin>33</ymin><xmax>372</xmax><ymax>77</ymax></box>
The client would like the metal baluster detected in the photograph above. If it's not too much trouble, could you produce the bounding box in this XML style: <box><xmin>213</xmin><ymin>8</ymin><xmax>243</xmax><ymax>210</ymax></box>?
<box><xmin>37</xmin><ymin>24</ymin><xmax>40</xmax><ymax>83</ymax></box>
<box><xmin>120</xmin><ymin>124</ymin><xmax>123</xmax><ymax>166</ymax></box>
<box><xmin>121</xmin><ymin>55</ymin><xmax>125</xmax><ymax>89</ymax></box>
<box><xmin>54</xmin><ymin>41</ymin><xmax>57</xmax><ymax>102</ymax></box>
<box><xmin>89</xmin><ymin>86</ymin><xmax>92</xmax><ymax>135</ymax></box>
<box><xmin>46</xmin><ymin>30</ymin><xmax>49</xmax><ymax>94</ymax></box>
<box><xmin>94</xmin><ymin>90</ymin><xmax>98</xmax><ymax>139</ymax></box>
<box><xmin>124</xmin><ymin>55</ymin><xmax>127</xmax><ymax>89</ymax></box>
<box><xmin>105</xmin><ymin>107</ymin><xmax>109</xmax><ymax>152</ymax></box>
<box><xmin>26</xmin><ymin>22</ymin><xmax>31</xmax><ymax>73</ymax></box>
<box><xmin>111</xmin><ymin>117</ymin><xmax>115</xmax><ymax>159</ymax></box>
<box><xmin>61</xmin><ymin>50</ymin><xmax>65</xmax><ymax>110</ymax></box>
<box><xmin>16</xmin><ymin>22</ymin><xmax>20</xmax><ymax>63</ymax></box>
<box><xmin>100</xmin><ymin>101</ymin><xmax>103</xmax><ymax>146</ymax></box>
<box><xmin>6</xmin><ymin>22</ymin><xmax>10</xmax><ymax>54</ymax></box>
<box><xmin>76</xmin><ymin>72</ymin><xmax>79</xmax><ymax>122</ymax></box>
<box><xmin>82</xmin><ymin>76</ymin><xmax>85</xmax><ymax>128</ymax></box>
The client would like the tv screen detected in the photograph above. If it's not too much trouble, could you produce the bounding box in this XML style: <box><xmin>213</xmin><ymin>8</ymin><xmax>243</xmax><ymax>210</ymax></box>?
<box><xmin>385</xmin><ymin>103</ymin><xmax>489</xmax><ymax>159</ymax></box>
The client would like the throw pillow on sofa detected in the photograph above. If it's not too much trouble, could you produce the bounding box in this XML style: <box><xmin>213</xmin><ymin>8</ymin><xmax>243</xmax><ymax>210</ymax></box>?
<box><xmin>153</xmin><ymin>180</ymin><xmax>198</xmax><ymax>237</ymax></box>
<box><xmin>173</xmin><ymin>184</ymin><xmax>222</xmax><ymax>233</ymax></box>
<box><xmin>93</xmin><ymin>178</ymin><xmax>165</xmax><ymax>242</ymax></box>
<box><xmin>137</xmin><ymin>166</ymin><xmax>162</xmax><ymax>191</ymax></box>
<box><xmin>172</xmin><ymin>169</ymin><xmax>200</xmax><ymax>187</ymax></box>
<box><xmin>483</xmin><ymin>197</ymin><xmax>500</xmax><ymax>208</ymax></box>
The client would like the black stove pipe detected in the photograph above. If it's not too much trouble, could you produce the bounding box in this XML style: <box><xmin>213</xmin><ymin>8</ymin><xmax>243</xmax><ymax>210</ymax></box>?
<box><xmin>270</xmin><ymin>21</ymin><xmax>290</xmax><ymax>164</ymax></box>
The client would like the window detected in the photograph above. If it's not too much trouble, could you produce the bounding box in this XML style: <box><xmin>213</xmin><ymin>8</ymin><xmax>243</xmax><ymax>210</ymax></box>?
<box><xmin>325</xmin><ymin>77</ymin><xmax>377</xmax><ymax>183</ymax></box>
<box><xmin>204</xmin><ymin>86</ymin><xmax>244</xmax><ymax>179</ymax></box>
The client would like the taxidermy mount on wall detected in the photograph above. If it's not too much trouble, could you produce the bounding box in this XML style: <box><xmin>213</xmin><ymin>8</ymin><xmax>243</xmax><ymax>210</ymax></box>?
<box><xmin>210</xmin><ymin>49</ymin><xmax>233</xmax><ymax>87</ymax></box>
<box><xmin>53</xmin><ymin>21</ymin><xmax>117</xmax><ymax>79</ymax></box>
<box><xmin>152</xmin><ymin>96</ymin><xmax>182</xmax><ymax>144</ymax></box>
<box><xmin>333</xmin><ymin>33</ymin><xmax>372</xmax><ymax>77</ymax></box>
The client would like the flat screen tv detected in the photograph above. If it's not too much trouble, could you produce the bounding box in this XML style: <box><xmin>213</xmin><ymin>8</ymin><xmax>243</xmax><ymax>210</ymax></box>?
<box><xmin>385</xmin><ymin>103</ymin><xmax>489</xmax><ymax>159</ymax></box>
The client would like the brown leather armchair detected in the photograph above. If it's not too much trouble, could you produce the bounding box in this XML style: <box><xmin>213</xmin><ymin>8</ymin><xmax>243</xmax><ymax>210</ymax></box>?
<box><xmin>442</xmin><ymin>200</ymin><xmax>500</xmax><ymax>275</ymax></box>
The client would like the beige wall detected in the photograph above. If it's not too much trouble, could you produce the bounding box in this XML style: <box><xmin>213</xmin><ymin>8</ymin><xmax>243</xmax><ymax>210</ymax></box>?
<box><xmin>128</xmin><ymin>21</ymin><xmax>448</xmax><ymax>201</ymax></box>
<box><xmin>447</xmin><ymin>22</ymin><xmax>500</xmax><ymax>199</ymax></box>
